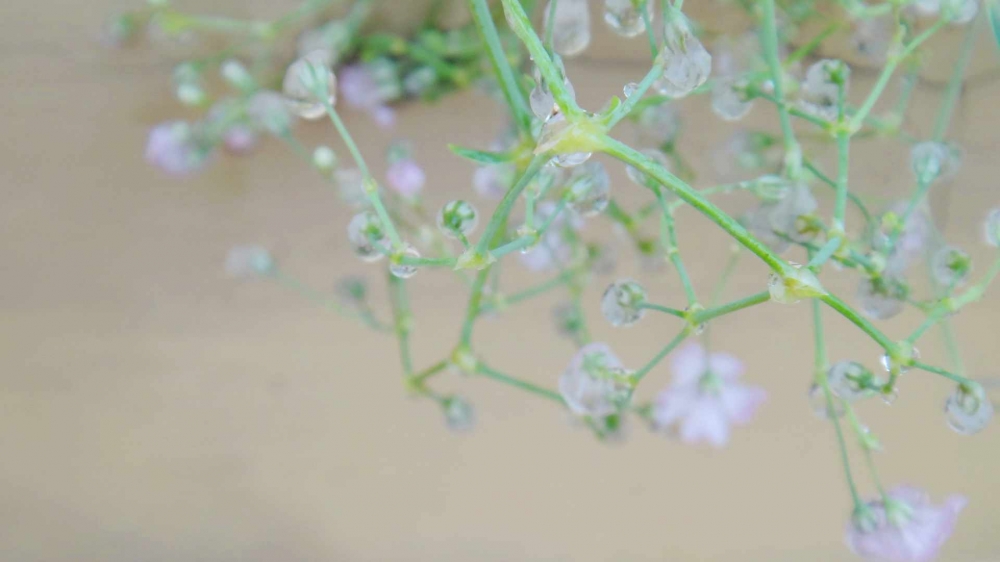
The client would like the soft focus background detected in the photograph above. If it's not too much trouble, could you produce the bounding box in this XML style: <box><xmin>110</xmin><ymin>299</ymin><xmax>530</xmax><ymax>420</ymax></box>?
<box><xmin>2</xmin><ymin>1</ymin><xmax>999</xmax><ymax>560</ymax></box>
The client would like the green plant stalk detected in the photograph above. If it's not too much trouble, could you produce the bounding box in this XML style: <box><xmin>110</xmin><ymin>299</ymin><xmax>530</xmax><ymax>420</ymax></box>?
<box><xmin>814</xmin><ymin>301</ymin><xmax>863</xmax><ymax>509</ymax></box>
<box><xmin>803</xmin><ymin>158</ymin><xmax>873</xmax><ymax>233</ymax></box>
<box><xmin>389</xmin><ymin>273</ymin><xmax>414</xmax><ymax>375</ymax></box>
<box><xmin>475</xmin><ymin>154</ymin><xmax>548</xmax><ymax>255</ymax></box>
<box><xmin>500</xmin><ymin>0</ymin><xmax>580</xmax><ymax>115</ymax></box>
<box><xmin>478</xmin><ymin>363</ymin><xmax>565</xmax><ymax>403</ymax></box>
<box><xmin>323</xmin><ymin>103</ymin><xmax>404</xmax><ymax>250</ymax></box>
<box><xmin>640</xmin><ymin>0</ymin><xmax>657</xmax><ymax>59</ymax></box>
<box><xmin>844</xmin><ymin>403</ymin><xmax>889</xmax><ymax>502</ymax></box>
<box><xmin>467</xmin><ymin>0</ymin><xmax>534</xmax><ymax>134</ymax></box>
<box><xmin>808</xmin><ymin>237</ymin><xmax>843</xmax><ymax>270</ymax></box>
<box><xmin>492</xmin><ymin>198</ymin><xmax>569</xmax><ymax>258</ymax></box>
<box><xmin>760</xmin><ymin>0</ymin><xmax>802</xmax><ymax>175</ymax></box>
<box><xmin>851</xmin><ymin>18</ymin><xmax>948</xmax><ymax>130</ymax></box>
<box><xmin>932</xmin><ymin>20</ymin><xmax>980</xmax><ymax>141</ymax></box>
<box><xmin>912</xmin><ymin>361</ymin><xmax>975</xmax><ymax>386</ymax></box>
<box><xmin>693</xmin><ymin>291</ymin><xmax>771</xmax><ymax>324</ymax></box>
<box><xmin>545</xmin><ymin>0</ymin><xmax>559</xmax><ymax>51</ymax></box>
<box><xmin>408</xmin><ymin>359</ymin><xmax>450</xmax><ymax>388</ymax></box>
<box><xmin>818</xmin><ymin>293</ymin><xmax>896</xmax><ymax>352</ymax></box>
<box><xmin>460</xmin><ymin>269</ymin><xmax>491</xmax><ymax>346</ymax></box>
<box><xmin>637</xmin><ymin>303</ymin><xmax>687</xmax><ymax>318</ymax></box>
<box><xmin>601</xmin><ymin>136</ymin><xmax>788</xmax><ymax>273</ymax></box>
<box><xmin>606</xmin><ymin>59</ymin><xmax>665</xmax><ymax>128</ymax></box>
<box><xmin>834</xmin><ymin>81</ymin><xmax>850</xmax><ymax>230</ymax></box>
<box><xmin>269</xmin><ymin>269</ymin><xmax>390</xmax><ymax>332</ymax></box>
<box><xmin>656</xmin><ymin>189</ymin><xmax>698</xmax><ymax>305</ymax></box>
<box><xmin>633</xmin><ymin>330</ymin><xmax>689</xmax><ymax>382</ymax></box>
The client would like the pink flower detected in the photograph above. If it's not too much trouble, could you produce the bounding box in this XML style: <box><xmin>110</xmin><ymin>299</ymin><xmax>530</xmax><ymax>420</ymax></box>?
<box><xmin>145</xmin><ymin>121</ymin><xmax>209</xmax><ymax>176</ymax></box>
<box><xmin>651</xmin><ymin>342</ymin><xmax>766</xmax><ymax>447</ymax></box>
<box><xmin>223</xmin><ymin>125</ymin><xmax>257</xmax><ymax>154</ymax></box>
<box><xmin>339</xmin><ymin>64</ymin><xmax>396</xmax><ymax>129</ymax></box>
<box><xmin>386</xmin><ymin>158</ymin><xmax>425</xmax><ymax>198</ymax></box>
<box><xmin>846</xmin><ymin>486</ymin><xmax>967</xmax><ymax>562</ymax></box>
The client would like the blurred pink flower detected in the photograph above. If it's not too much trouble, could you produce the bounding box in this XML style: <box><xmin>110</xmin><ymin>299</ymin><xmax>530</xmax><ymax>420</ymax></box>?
<box><xmin>386</xmin><ymin>158</ymin><xmax>425</xmax><ymax>198</ymax></box>
<box><xmin>145</xmin><ymin>121</ymin><xmax>208</xmax><ymax>176</ymax></box>
<box><xmin>846</xmin><ymin>486</ymin><xmax>966</xmax><ymax>562</ymax></box>
<box><xmin>339</xmin><ymin>64</ymin><xmax>396</xmax><ymax>129</ymax></box>
<box><xmin>223</xmin><ymin>125</ymin><xmax>257</xmax><ymax>154</ymax></box>
<box><xmin>652</xmin><ymin>342</ymin><xmax>765</xmax><ymax>447</ymax></box>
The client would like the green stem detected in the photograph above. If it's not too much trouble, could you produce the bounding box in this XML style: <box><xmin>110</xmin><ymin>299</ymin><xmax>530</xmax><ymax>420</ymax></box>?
<box><xmin>912</xmin><ymin>361</ymin><xmax>975</xmax><ymax>386</ymax></box>
<box><xmin>818</xmin><ymin>293</ymin><xmax>896</xmax><ymax>352</ymax></box>
<box><xmin>388</xmin><ymin>274</ymin><xmax>414</xmax><ymax>375</ymax></box>
<box><xmin>475</xmin><ymin>154</ymin><xmax>548</xmax><ymax>255</ymax></box>
<box><xmin>467</xmin><ymin>0</ymin><xmax>534</xmax><ymax>134</ymax></box>
<box><xmin>500</xmin><ymin>0</ymin><xmax>579</xmax><ymax>115</ymax></box>
<box><xmin>694</xmin><ymin>291</ymin><xmax>771</xmax><ymax>324</ymax></box>
<box><xmin>851</xmin><ymin>18</ymin><xmax>947</xmax><ymax>130</ymax></box>
<box><xmin>637</xmin><ymin>302</ymin><xmax>687</xmax><ymax>318</ymax></box>
<box><xmin>408</xmin><ymin>359</ymin><xmax>450</xmax><ymax>387</ymax></box>
<box><xmin>656</xmin><ymin>190</ymin><xmax>697</xmax><ymax>305</ymax></box>
<box><xmin>932</xmin><ymin>20</ymin><xmax>979</xmax><ymax>141</ymax></box>
<box><xmin>760</xmin><ymin>0</ymin><xmax>802</xmax><ymax>175</ymax></box>
<box><xmin>640</xmin><ymin>0</ymin><xmax>657</xmax><ymax>59</ymax></box>
<box><xmin>478</xmin><ymin>363</ymin><xmax>565</xmax><ymax>403</ymax></box>
<box><xmin>633</xmin><ymin>330</ymin><xmax>689</xmax><ymax>382</ymax></box>
<box><xmin>815</xmin><ymin>302</ymin><xmax>863</xmax><ymax>509</ymax></box>
<box><xmin>269</xmin><ymin>269</ymin><xmax>390</xmax><ymax>332</ymax></box>
<box><xmin>602</xmin><ymin>136</ymin><xmax>787</xmax><ymax>273</ymax></box>
<box><xmin>460</xmin><ymin>269</ymin><xmax>491</xmax><ymax>346</ymax></box>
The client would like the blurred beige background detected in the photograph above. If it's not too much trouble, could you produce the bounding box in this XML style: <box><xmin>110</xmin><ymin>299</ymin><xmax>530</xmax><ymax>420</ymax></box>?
<box><xmin>2</xmin><ymin>1</ymin><xmax>999</xmax><ymax>560</ymax></box>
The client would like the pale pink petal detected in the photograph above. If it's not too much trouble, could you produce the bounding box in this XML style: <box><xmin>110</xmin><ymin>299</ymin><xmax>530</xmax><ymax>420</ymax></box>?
<box><xmin>846</xmin><ymin>487</ymin><xmax>966</xmax><ymax>562</ymax></box>
<box><xmin>719</xmin><ymin>384</ymin><xmax>766</xmax><ymax>425</ymax></box>
<box><xmin>386</xmin><ymin>159</ymin><xmax>425</xmax><ymax>197</ymax></box>
<box><xmin>371</xmin><ymin>105</ymin><xmax>395</xmax><ymax>128</ymax></box>
<box><xmin>678</xmin><ymin>401</ymin><xmax>730</xmax><ymax>448</ymax></box>
<box><xmin>708</xmin><ymin>351</ymin><xmax>744</xmax><ymax>380</ymax></box>
<box><xmin>670</xmin><ymin>342</ymin><xmax>707</xmax><ymax>387</ymax></box>
<box><xmin>651</xmin><ymin>386</ymin><xmax>697</xmax><ymax>428</ymax></box>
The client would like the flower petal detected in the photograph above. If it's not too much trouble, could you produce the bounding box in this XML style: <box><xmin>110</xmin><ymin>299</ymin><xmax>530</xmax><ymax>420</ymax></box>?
<box><xmin>678</xmin><ymin>400</ymin><xmax>730</xmax><ymax>447</ymax></box>
<box><xmin>719</xmin><ymin>383</ymin><xmax>766</xmax><ymax>425</ymax></box>
<box><xmin>671</xmin><ymin>342</ymin><xmax>707</xmax><ymax>387</ymax></box>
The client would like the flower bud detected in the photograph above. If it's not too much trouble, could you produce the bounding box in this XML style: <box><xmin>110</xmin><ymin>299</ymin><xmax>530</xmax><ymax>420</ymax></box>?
<box><xmin>282</xmin><ymin>51</ymin><xmax>336</xmax><ymax>120</ymax></box>
<box><xmin>347</xmin><ymin>211</ymin><xmax>389</xmax><ymax>262</ymax></box>
<box><xmin>945</xmin><ymin>383</ymin><xmax>994</xmax><ymax>435</ymax></box>
<box><xmin>437</xmin><ymin>200</ymin><xmax>479</xmax><ymax>239</ymax></box>
<box><xmin>601</xmin><ymin>279</ymin><xmax>647</xmax><ymax>327</ymax></box>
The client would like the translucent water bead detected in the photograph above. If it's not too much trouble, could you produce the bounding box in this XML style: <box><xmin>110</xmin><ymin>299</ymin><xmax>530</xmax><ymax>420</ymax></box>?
<box><xmin>931</xmin><ymin>245</ymin><xmax>972</xmax><ymax>287</ymax></box>
<box><xmin>601</xmin><ymin>279</ymin><xmax>647</xmax><ymax>327</ymax></box>
<box><xmin>559</xmin><ymin>343</ymin><xmax>633</xmax><ymax>417</ymax></box>
<box><xmin>945</xmin><ymin>384</ymin><xmax>994</xmax><ymax>435</ymax></box>
<box><xmin>544</xmin><ymin>0</ymin><xmax>591</xmax><ymax>57</ymax></box>
<box><xmin>711</xmin><ymin>77</ymin><xmax>753</xmax><ymax>121</ymax></box>
<box><xmin>604</xmin><ymin>0</ymin><xmax>651</xmax><ymax>38</ymax></box>
<box><xmin>563</xmin><ymin>160</ymin><xmax>610</xmax><ymax>216</ymax></box>
<box><xmin>436</xmin><ymin>200</ymin><xmax>479</xmax><ymax>239</ymax></box>
<box><xmin>225</xmin><ymin>245</ymin><xmax>274</xmax><ymax>278</ymax></box>
<box><xmin>857</xmin><ymin>276</ymin><xmax>906</xmax><ymax>320</ymax></box>
<box><xmin>655</xmin><ymin>15</ymin><xmax>712</xmax><ymax>99</ymax></box>
<box><xmin>851</xmin><ymin>15</ymin><xmax>892</xmax><ymax>62</ymax></box>
<box><xmin>529</xmin><ymin>61</ymin><xmax>576</xmax><ymax>120</ymax></box>
<box><xmin>799</xmin><ymin>59</ymin><xmax>848</xmax><ymax>121</ymax></box>
<box><xmin>767</xmin><ymin>264</ymin><xmax>824</xmax><ymax>304</ymax></box>
<box><xmin>442</xmin><ymin>396</ymin><xmax>476</xmax><ymax>432</ymax></box>
<box><xmin>828</xmin><ymin>361</ymin><xmax>879</xmax><ymax>402</ymax></box>
<box><xmin>910</xmin><ymin>141</ymin><xmax>961</xmax><ymax>183</ymax></box>
<box><xmin>347</xmin><ymin>211</ymin><xmax>390</xmax><ymax>262</ymax></box>
<box><xmin>809</xmin><ymin>384</ymin><xmax>845</xmax><ymax>419</ymax></box>
<box><xmin>625</xmin><ymin>148</ymin><xmax>670</xmax><ymax>188</ymax></box>
<box><xmin>283</xmin><ymin>51</ymin><xmax>337</xmax><ymax>120</ymax></box>
<box><xmin>768</xmin><ymin>181</ymin><xmax>817</xmax><ymax>243</ymax></box>
<box><xmin>389</xmin><ymin>244</ymin><xmax>421</xmax><ymax>279</ymax></box>
<box><xmin>983</xmin><ymin>209</ymin><xmax>1000</xmax><ymax>247</ymax></box>
<box><xmin>636</xmin><ymin>103</ymin><xmax>680</xmax><ymax>148</ymax></box>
